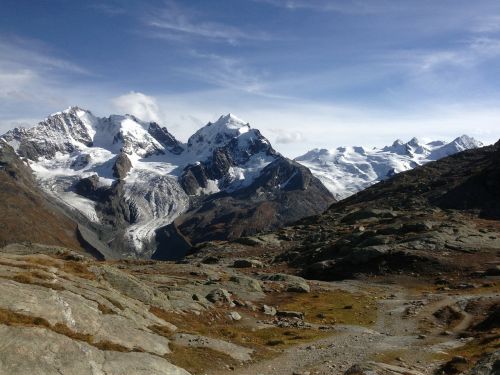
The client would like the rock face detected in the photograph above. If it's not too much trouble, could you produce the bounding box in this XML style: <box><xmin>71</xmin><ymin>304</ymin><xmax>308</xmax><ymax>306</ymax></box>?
<box><xmin>1</xmin><ymin>108</ymin><xmax>334</xmax><ymax>259</ymax></box>
<box><xmin>274</xmin><ymin>141</ymin><xmax>500</xmax><ymax>280</ymax></box>
<box><xmin>0</xmin><ymin>326</ymin><xmax>191</xmax><ymax>375</ymax></box>
<box><xmin>0</xmin><ymin>246</ymin><xmax>196</xmax><ymax>374</ymax></box>
<box><xmin>112</xmin><ymin>152</ymin><xmax>132</xmax><ymax>179</ymax></box>
<box><xmin>296</xmin><ymin>135</ymin><xmax>483</xmax><ymax>200</ymax></box>
<box><xmin>0</xmin><ymin>140</ymin><xmax>85</xmax><ymax>251</ymax></box>
<box><xmin>161</xmin><ymin>158</ymin><xmax>333</xmax><ymax>249</ymax></box>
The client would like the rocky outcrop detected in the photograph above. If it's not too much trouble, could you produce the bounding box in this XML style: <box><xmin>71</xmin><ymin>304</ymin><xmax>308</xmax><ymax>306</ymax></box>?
<box><xmin>112</xmin><ymin>152</ymin><xmax>132</xmax><ymax>179</ymax></box>
<box><xmin>148</xmin><ymin>122</ymin><xmax>184</xmax><ymax>154</ymax></box>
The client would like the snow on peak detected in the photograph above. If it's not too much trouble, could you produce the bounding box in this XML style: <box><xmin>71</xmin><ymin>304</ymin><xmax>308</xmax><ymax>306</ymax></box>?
<box><xmin>186</xmin><ymin>113</ymin><xmax>251</xmax><ymax>158</ymax></box>
<box><xmin>296</xmin><ymin>135</ymin><xmax>483</xmax><ymax>200</ymax></box>
<box><xmin>452</xmin><ymin>134</ymin><xmax>484</xmax><ymax>149</ymax></box>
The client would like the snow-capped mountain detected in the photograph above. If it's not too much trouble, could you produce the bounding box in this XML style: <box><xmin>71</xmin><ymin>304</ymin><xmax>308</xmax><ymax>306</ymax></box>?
<box><xmin>295</xmin><ymin>135</ymin><xmax>483</xmax><ymax>200</ymax></box>
<box><xmin>2</xmin><ymin>107</ymin><xmax>333</xmax><ymax>258</ymax></box>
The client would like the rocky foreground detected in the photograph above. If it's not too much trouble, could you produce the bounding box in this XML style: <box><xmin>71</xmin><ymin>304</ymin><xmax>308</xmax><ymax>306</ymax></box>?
<box><xmin>0</xmin><ymin>240</ymin><xmax>498</xmax><ymax>375</ymax></box>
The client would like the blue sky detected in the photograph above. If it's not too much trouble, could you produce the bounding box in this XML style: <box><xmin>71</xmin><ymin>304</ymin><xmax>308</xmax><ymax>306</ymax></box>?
<box><xmin>1</xmin><ymin>0</ymin><xmax>499</xmax><ymax>156</ymax></box>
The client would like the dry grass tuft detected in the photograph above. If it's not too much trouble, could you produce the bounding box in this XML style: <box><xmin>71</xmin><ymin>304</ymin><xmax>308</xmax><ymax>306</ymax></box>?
<box><xmin>149</xmin><ymin>324</ymin><xmax>175</xmax><ymax>338</ymax></box>
<box><xmin>268</xmin><ymin>289</ymin><xmax>378</xmax><ymax>326</ymax></box>
<box><xmin>166</xmin><ymin>343</ymin><xmax>239</xmax><ymax>375</ymax></box>
<box><xmin>97</xmin><ymin>303</ymin><xmax>116</xmax><ymax>315</ymax></box>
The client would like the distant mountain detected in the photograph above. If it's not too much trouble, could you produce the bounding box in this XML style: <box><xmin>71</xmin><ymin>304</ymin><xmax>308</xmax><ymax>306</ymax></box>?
<box><xmin>295</xmin><ymin>135</ymin><xmax>483</xmax><ymax>200</ymax></box>
<box><xmin>1</xmin><ymin>107</ymin><xmax>333</xmax><ymax>258</ymax></box>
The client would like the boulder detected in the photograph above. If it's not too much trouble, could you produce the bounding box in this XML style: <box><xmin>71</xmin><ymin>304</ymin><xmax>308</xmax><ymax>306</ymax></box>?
<box><xmin>261</xmin><ymin>273</ymin><xmax>310</xmax><ymax>293</ymax></box>
<box><xmin>262</xmin><ymin>304</ymin><xmax>277</xmax><ymax>316</ymax></box>
<box><xmin>276</xmin><ymin>310</ymin><xmax>304</xmax><ymax>320</ymax></box>
<box><xmin>233</xmin><ymin>259</ymin><xmax>264</xmax><ymax>268</ymax></box>
<box><xmin>229</xmin><ymin>275</ymin><xmax>263</xmax><ymax>292</ymax></box>
<box><xmin>206</xmin><ymin>288</ymin><xmax>232</xmax><ymax>305</ymax></box>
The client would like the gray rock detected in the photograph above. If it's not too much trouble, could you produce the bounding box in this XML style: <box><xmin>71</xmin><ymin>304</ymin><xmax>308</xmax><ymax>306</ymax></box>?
<box><xmin>206</xmin><ymin>288</ymin><xmax>232</xmax><ymax>305</ymax></box>
<box><xmin>229</xmin><ymin>275</ymin><xmax>263</xmax><ymax>292</ymax></box>
<box><xmin>345</xmin><ymin>361</ymin><xmax>425</xmax><ymax>375</ymax></box>
<box><xmin>286</xmin><ymin>282</ymin><xmax>311</xmax><ymax>293</ymax></box>
<box><xmin>228</xmin><ymin>311</ymin><xmax>242</xmax><ymax>321</ymax></box>
<box><xmin>233</xmin><ymin>259</ymin><xmax>264</xmax><ymax>268</ymax></box>
<box><xmin>0</xmin><ymin>325</ymin><xmax>190</xmax><ymax>375</ymax></box>
<box><xmin>98</xmin><ymin>265</ymin><xmax>172</xmax><ymax>311</ymax></box>
<box><xmin>173</xmin><ymin>333</ymin><xmax>253</xmax><ymax>361</ymax></box>
<box><xmin>262</xmin><ymin>304</ymin><xmax>277</xmax><ymax>316</ymax></box>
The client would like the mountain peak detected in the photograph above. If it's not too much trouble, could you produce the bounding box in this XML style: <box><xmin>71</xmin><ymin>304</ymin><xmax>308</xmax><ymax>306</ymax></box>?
<box><xmin>213</xmin><ymin>113</ymin><xmax>249</xmax><ymax>130</ymax></box>
<box><xmin>452</xmin><ymin>134</ymin><xmax>483</xmax><ymax>149</ymax></box>
<box><xmin>50</xmin><ymin>106</ymin><xmax>89</xmax><ymax>117</ymax></box>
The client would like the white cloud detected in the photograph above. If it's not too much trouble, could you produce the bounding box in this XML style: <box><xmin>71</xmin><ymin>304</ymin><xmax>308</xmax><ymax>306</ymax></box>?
<box><xmin>273</xmin><ymin>130</ymin><xmax>305</xmax><ymax>144</ymax></box>
<box><xmin>112</xmin><ymin>92</ymin><xmax>161</xmax><ymax>122</ymax></box>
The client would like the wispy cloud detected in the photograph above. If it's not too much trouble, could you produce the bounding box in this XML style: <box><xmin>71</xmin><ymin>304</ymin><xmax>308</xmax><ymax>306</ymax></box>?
<box><xmin>144</xmin><ymin>0</ymin><xmax>271</xmax><ymax>44</ymax></box>
<box><xmin>0</xmin><ymin>35</ymin><xmax>96</xmax><ymax>133</ymax></box>
<box><xmin>254</xmin><ymin>0</ymin><xmax>404</xmax><ymax>14</ymax></box>
<box><xmin>0</xmin><ymin>36</ymin><xmax>90</xmax><ymax>76</ymax></box>
<box><xmin>185</xmin><ymin>51</ymin><xmax>267</xmax><ymax>94</ymax></box>
<box><xmin>471</xmin><ymin>14</ymin><xmax>500</xmax><ymax>33</ymax></box>
<box><xmin>391</xmin><ymin>36</ymin><xmax>500</xmax><ymax>74</ymax></box>
<box><xmin>88</xmin><ymin>2</ymin><xmax>126</xmax><ymax>16</ymax></box>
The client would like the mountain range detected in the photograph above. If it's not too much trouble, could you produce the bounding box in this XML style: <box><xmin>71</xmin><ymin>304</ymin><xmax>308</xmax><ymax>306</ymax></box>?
<box><xmin>1</xmin><ymin>107</ymin><xmax>333</xmax><ymax>258</ymax></box>
<box><xmin>295</xmin><ymin>135</ymin><xmax>483</xmax><ymax>200</ymax></box>
<box><xmin>0</xmin><ymin>107</ymin><xmax>484</xmax><ymax>259</ymax></box>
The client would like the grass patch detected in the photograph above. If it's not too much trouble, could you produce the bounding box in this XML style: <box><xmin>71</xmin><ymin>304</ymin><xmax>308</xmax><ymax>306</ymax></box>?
<box><xmin>166</xmin><ymin>343</ymin><xmax>239</xmax><ymax>375</ymax></box>
<box><xmin>450</xmin><ymin>333</ymin><xmax>500</xmax><ymax>361</ymax></box>
<box><xmin>270</xmin><ymin>289</ymin><xmax>378</xmax><ymax>326</ymax></box>
<box><xmin>150</xmin><ymin>307</ymin><xmax>332</xmax><ymax>361</ymax></box>
<box><xmin>11</xmin><ymin>272</ymin><xmax>65</xmax><ymax>291</ymax></box>
<box><xmin>149</xmin><ymin>324</ymin><xmax>175</xmax><ymax>338</ymax></box>
<box><xmin>93</xmin><ymin>340</ymin><xmax>137</xmax><ymax>352</ymax></box>
<box><xmin>0</xmin><ymin>307</ymin><xmax>51</xmax><ymax>328</ymax></box>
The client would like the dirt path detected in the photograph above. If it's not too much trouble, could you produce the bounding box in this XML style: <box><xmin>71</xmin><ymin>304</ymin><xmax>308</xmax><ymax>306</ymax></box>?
<box><xmin>215</xmin><ymin>283</ymin><xmax>497</xmax><ymax>375</ymax></box>
<box><xmin>218</xmin><ymin>284</ymin><xmax>423</xmax><ymax>375</ymax></box>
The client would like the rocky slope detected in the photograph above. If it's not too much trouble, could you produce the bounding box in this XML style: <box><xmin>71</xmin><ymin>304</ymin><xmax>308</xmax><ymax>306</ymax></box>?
<box><xmin>273</xmin><ymin>139</ymin><xmax>500</xmax><ymax>280</ymax></box>
<box><xmin>0</xmin><ymin>140</ymin><xmax>84</xmax><ymax>251</ymax></box>
<box><xmin>295</xmin><ymin>135</ymin><xmax>483</xmax><ymax>200</ymax></box>
<box><xmin>1</xmin><ymin>108</ymin><xmax>334</xmax><ymax>258</ymax></box>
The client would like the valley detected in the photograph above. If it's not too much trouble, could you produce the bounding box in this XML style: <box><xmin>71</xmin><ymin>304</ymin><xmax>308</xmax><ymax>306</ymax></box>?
<box><xmin>0</xmin><ymin>109</ymin><xmax>498</xmax><ymax>374</ymax></box>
